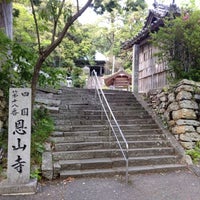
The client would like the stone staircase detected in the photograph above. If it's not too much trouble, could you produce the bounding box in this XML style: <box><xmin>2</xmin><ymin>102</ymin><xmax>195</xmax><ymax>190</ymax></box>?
<box><xmin>41</xmin><ymin>87</ymin><xmax>186</xmax><ymax>180</ymax></box>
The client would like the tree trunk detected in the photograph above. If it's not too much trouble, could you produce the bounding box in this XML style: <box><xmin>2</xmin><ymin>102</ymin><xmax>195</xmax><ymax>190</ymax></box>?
<box><xmin>31</xmin><ymin>0</ymin><xmax>93</xmax><ymax>108</ymax></box>
<box><xmin>0</xmin><ymin>0</ymin><xmax>12</xmax><ymax>39</ymax></box>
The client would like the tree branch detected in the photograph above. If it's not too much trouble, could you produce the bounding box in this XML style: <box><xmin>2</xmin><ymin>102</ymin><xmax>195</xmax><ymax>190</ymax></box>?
<box><xmin>76</xmin><ymin>0</ymin><xmax>79</xmax><ymax>12</ymax></box>
<box><xmin>30</xmin><ymin>0</ymin><xmax>41</xmax><ymax>54</ymax></box>
<box><xmin>43</xmin><ymin>0</ymin><xmax>93</xmax><ymax>59</ymax></box>
<box><xmin>51</xmin><ymin>0</ymin><xmax>65</xmax><ymax>43</ymax></box>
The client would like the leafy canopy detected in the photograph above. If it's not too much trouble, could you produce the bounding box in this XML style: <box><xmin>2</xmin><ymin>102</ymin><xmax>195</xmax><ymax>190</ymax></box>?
<box><xmin>151</xmin><ymin>8</ymin><xmax>200</xmax><ymax>82</ymax></box>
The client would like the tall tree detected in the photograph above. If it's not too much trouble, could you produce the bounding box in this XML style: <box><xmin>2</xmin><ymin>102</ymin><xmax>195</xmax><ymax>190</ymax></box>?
<box><xmin>30</xmin><ymin>0</ymin><xmax>93</xmax><ymax>105</ymax></box>
<box><xmin>0</xmin><ymin>0</ymin><xmax>12</xmax><ymax>39</ymax></box>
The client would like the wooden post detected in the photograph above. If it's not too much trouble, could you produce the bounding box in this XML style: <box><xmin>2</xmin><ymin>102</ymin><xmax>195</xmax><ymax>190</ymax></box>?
<box><xmin>132</xmin><ymin>44</ymin><xmax>139</xmax><ymax>94</ymax></box>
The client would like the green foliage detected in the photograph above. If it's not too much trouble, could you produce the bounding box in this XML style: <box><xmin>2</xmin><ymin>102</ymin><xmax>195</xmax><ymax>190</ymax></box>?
<box><xmin>0</xmin><ymin>31</ymin><xmax>35</xmax><ymax>98</ymax></box>
<box><xmin>30</xmin><ymin>107</ymin><xmax>54</xmax><ymax>180</ymax></box>
<box><xmin>38</xmin><ymin>66</ymin><xmax>66</xmax><ymax>89</ymax></box>
<box><xmin>13</xmin><ymin>3</ymin><xmax>36</xmax><ymax>44</ymax></box>
<box><xmin>151</xmin><ymin>9</ymin><xmax>200</xmax><ymax>82</ymax></box>
<box><xmin>31</xmin><ymin>108</ymin><xmax>54</xmax><ymax>165</ymax></box>
<box><xmin>30</xmin><ymin>168</ymin><xmax>42</xmax><ymax>181</ymax></box>
<box><xmin>71</xmin><ymin>67</ymin><xmax>86</xmax><ymax>88</ymax></box>
<box><xmin>186</xmin><ymin>141</ymin><xmax>200</xmax><ymax>164</ymax></box>
<box><xmin>90</xmin><ymin>0</ymin><xmax>147</xmax><ymax>71</ymax></box>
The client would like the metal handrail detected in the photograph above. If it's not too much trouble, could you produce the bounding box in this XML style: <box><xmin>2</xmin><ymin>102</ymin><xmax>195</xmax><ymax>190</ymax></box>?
<box><xmin>92</xmin><ymin>70</ymin><xmax>129</xmax><ymax>184</ymax></box>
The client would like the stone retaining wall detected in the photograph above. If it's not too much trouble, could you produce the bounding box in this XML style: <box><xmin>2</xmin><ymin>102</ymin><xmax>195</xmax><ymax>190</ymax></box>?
<box><xmin>147</xmin><ymin>79</ymin><xmax>200</xmax><ymax>150</ymax></box>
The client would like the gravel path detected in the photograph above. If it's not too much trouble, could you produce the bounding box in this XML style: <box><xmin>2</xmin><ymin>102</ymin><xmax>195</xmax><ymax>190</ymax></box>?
<box><xmin>0</xmin><ymin>169</ymin><xmax>200</xmax><ymax>200</ymax></box>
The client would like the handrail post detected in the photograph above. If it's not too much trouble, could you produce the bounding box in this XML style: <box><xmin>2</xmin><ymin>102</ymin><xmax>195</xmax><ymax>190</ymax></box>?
<box><xmin>126</xmin><ymin>158</ymin><xmax>129</xmax><ymax>184</ymax></box>
<box><xmin>101</xmin><ymin>94</ymin><xmax>103</xmax><ymax>121</ymax></box>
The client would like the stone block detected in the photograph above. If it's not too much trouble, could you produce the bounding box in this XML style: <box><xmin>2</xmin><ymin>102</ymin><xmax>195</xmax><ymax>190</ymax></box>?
<box><xmin>0</xmin><ymin>179</ymin><xmax>37</xmax><ymax>195</ymax></box>
<box><xmin>194</xmin><ymin>94</ymin><xmax>200</xmax><ymax>103</ymax></box>
<box><xmin>0</xmin><ymin>120</ymin><xmax>3</xmax><ymax>129</ymax></box>
<box><xmin>164</xmin><ymin>111</ymin><xmax>170</xmax><ymax>121</ymax></box>
<box><xmin>180</xmin><ymin>141</ymin><xmax>195</xmax><ymax>149</ymax></box>
<box><xmin>176</xmin><ymin>91</ymin><xmax>192</xmax><ymax>101</ymax></box>
<box><xmin>42</xmin><ymin>152</ymin><xmax>53</xmax><ymax>180</ymax></box>
<box><xmin>176</xmin><ymin>119</ymin><xmax>200</xmax><ymax>127</ymax></box>
<box><xmin>168</xmin><ymin>120</ymin><xmax>176</xmax><ymax>126</ymax></box>
<box><xmin>172</xmin><ymin>125</ymin><xmax>195</xmax><ymax>135</ymax></box>
<box><xmin>53</xmin><ymin>162</ymin><xmax>61</xmax><ymax>179</ymax></box>
<box><xmin>175</xmin><ymin>85</ymin><xmax>194</xmax><ymax>93</ymax></box>
<box><xmin>0</xmin><ymin>90</ymin><xmax>3</xmax><ymax>97</ymax></box>
<box><xmin>160</xmin><ymin>95</ymin><xmax>167</xmax><ymax>102</ymax></box>
<box><xmin>197</xmin><ymin>127</ymin><xmax>200</xmax><ymax>134</ymax></box>
<box><xmin>172</xmin><ymin>109</ymin><xmax>196</xmax><ymax>120</ymax></box>
<box><xmin>180</xmin><ymin>132</ymin><xmax>200</xmax><ymax>142</ymax></box>
<box><xmin>176</xmin><ymin>79</ymin><xmax>200</xmax><ymax>87</ymax></box>
<box><xmin>168</xmin><ymin>92</ymin><xmax>175</xmax><ymax>103</ymax></box>
<box><xmin>167</xmin><ymin>102</ymin><xmax>179</xmax><ymax>112</ymax></box>
<box><xmin>179</xmin><ymin>100</ymin><xmax>198</xmax><ymax>110</ymax></box>
<box><xmin>185</xmin><ymin>155</ymin><xmax>193</xmax><ymax>165</ymax></box>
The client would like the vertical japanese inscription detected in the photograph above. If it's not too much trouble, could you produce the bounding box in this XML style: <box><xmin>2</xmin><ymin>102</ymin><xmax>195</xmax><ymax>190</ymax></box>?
<box><xmin>7</xmin><ymin>88</ymin><xmax>32</xmax><ymax>184</ymax></box>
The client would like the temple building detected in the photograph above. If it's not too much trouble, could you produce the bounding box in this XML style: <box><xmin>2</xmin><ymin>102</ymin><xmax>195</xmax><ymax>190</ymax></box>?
<box><xmin>122</xmin><ymin>1</ymin><xmax>180</xmax><ymax>94</ymax></box>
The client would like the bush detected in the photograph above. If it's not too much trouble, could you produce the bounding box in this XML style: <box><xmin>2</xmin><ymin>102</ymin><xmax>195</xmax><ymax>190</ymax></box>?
<box><xmin>31</xmin><ymin>108</ymin><xmax>54</xmax><ymax>165</ymax></box>
<box><xmin>186</xmin><ymin>141</ymin><xmax>200</xmax><ymax>164</ymax></box>
<box><xmin>151</xmin><ymin>9</ymin><xmax>200</xmax><ymax>83</ymax></box>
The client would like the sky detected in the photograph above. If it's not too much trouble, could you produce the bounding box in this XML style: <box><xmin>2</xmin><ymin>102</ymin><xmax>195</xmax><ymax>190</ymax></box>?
<box><xmin>78</xmin><ymin>0</ymin><xmax>198</xmax><ymax>24</ymax></box>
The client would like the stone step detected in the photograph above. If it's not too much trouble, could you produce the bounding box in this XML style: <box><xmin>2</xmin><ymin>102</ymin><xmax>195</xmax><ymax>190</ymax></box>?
<box><xmin>50</xmin><ymin>128</ymin><xmax>163</xmax><ymax>139</ymax></box>
<box><xmin>54</xmin><ymin>119</ymin><xmax>106</xmax><ymax>126</ymax></box>
<box><xmin>57</xmin><ymin>109</ymin><xmax>148</xmax><ymax>116</ymax></box>
<box><xmin>58</xmin><ymin>155</ymin><xmax>178</xmax><ymax>171</ymax></box>
<box><xmin>52</xmin><ymin>147</ymin><xmax>175</xmax><ymax>161</ymax></box>
<box><xmin>51</xmin><ymin>112</ymin><xmax>151</xmax><ymax>120</ymax></box>
<box><xmin>40</xmin><ymin>87</ymin><xmax>186</xmax><ymax>180</ymax></box>
<box><xmin>54</xmin><ymin>118</ymin><xmax>156</xmax><ymax>126</ymax></box>
<box><xmin>54</xmin><ymin>140</ymin><xmax>170</xmax><ymax>151</ymax></box>
<box><xmin>50</xmin><ymin>133</ymin><xmax>165</xmax><ymax>143</ymax></box>
<box><xmin>59</xmin><ymin>164</ymin><xmax>186</xmax><ymax>178</ymax></box>
<box><xmin>49</xmin><ymin>134</ymin><xmax>166</xmax><ymax>143</ymax></box>
<box><xmin>54</xmin><ymin>124</ymin><xmax>159</xmax><ymax>132</ymax></box>
<box><xmin>58</xmin><ymin>106</ymin><xmax>145</xmax><ymax>113</ymax></box>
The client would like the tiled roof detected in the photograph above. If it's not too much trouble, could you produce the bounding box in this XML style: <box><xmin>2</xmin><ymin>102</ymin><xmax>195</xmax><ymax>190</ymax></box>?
<box><xmin>122</xmin><ymin>3</ymin><xmax>180</xmax><ymax>50</ymax></box>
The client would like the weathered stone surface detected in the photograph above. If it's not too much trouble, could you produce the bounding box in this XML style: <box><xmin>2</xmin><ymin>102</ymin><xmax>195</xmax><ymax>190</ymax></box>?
<box><xmin>194</xmin><ymin>94</ymin><xmax>200</xmax><ymax>102</ymax></box>
<box><xmin>146</xmin><ymin>79</ymin><xmax>200</xmax><ymax>150</ymax></box>
<box><xmin>197</xmin><ymin>127</ymin><xmax>200</xmax><ymax>134</ymax></box>
<box><xmin>35</xmin><ymin>98</ymin><xmax>61</xmax><ymax>106</ymax></box>
<box><xmin>176</xmin><ymin>119</ymin><xmax>200</xmax><ymax>127</ymax></box>
<box><xmin>175</xmin><ymin>85</ymin><xmax>195</xmax><ymax>93</ymax></box>
<box><xmin>42</xmin><ymin>152</ymin><xmax>53</xmax><ymax>180</ymax></box>
<box><xmin>168</xmin><ymin>93</ymin><xmax>175</xmax><ymax>103</ymax></box>
<box><xmin>163</xmin><ymin>111</ymin><xmax>170</xmax><ymax>121</ymax></box>
<box><xmin>185</xmin><ymin>155</ymin><xmax>193</xmax><ymax>164</ymax></box>
<box><xmin>167</xmin><ymin>102</ymin><xmax>179</xmax><ymax>112</ymax></box>
<box><xmin>176</xmin><ymin>91</ymin><xmax>192</xmax><ymax>101</ymax></box>
<box><xmin>181</xmin><ymin>141</ymin><xmax>195</xmax><ymax>149</ymax></box>
<box><xmin>44</xmin><ymin>142</ymin><xmax>52</xmax><ymax>152</ymax></box>
<box><xmin>172</xmin><ymin>125</ymin><xmax>195</xmax><ymax>134</ymax></box>
<box><xmin>160</xmin><ymin>95</ymin><xmax>167</xmax><ymax>102</ymax></box>
<box><xmin>0</xmin><ymin>90</ymin><xmax>3</xmax><ymax>97</ymax></box>
<box><xmin>172</xmin><ymin>109</ymin><xmax>196</xmax><ymax>120</ymax></box>
<box><xmin>0</xmin><ymin>120</ymin><xmax>3</xmax><ymax>129</ymax></box>
<box><xmin>0</xmin><ymin>179</ymin><xmax>37</xmax><ymax>195</ymax></box>
<box><xmin>180</xmin><ymin>132</ymin><xmax>200</xmax><ymax>142</ymax></box>
<box><xmin>176</xmin><ymin>79</ymin><xmax>200</xmax><ymax>87</ymax></box>
<box><xmin>179</xmin><ymin>100</ymin><xmax>198</xmax><ymax>110</ymax></box>
<box><xmin>53</xmin><ymin>162</ymin><xmax>61</xmax><ymax>179</ymax></box>
<box><xmin>168</xmin><ymin>120</ymin><xmax>176</xmax><ymax>126</ymax></box>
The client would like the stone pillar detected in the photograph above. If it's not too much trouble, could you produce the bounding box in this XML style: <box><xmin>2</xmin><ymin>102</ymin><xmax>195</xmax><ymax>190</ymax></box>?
<box><xmin>0</xmin><ymin>88</ymin><xmax>37</xmax><ymax>195</ymax></box>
